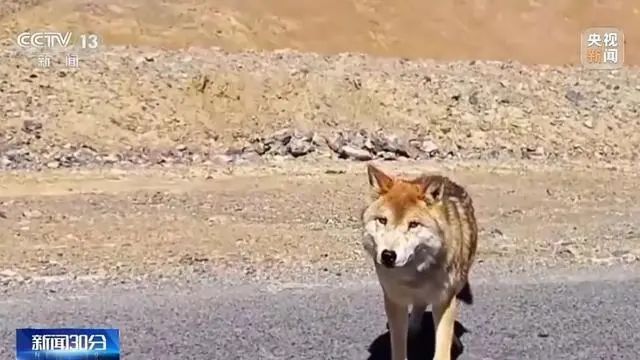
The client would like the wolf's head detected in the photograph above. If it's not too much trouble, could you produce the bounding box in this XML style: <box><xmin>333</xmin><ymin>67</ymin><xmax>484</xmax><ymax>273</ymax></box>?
<box><xmin>361</xmin><ymin>164</ymin><xmax>448</xmax><ymax>270</ymax></box>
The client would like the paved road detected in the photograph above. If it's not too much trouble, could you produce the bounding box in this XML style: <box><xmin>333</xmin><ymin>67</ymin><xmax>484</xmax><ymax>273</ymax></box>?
<box><xmin>1</xmin><ymin>265</ymin><xmax>639</xmax><ymax>360</ymax></box>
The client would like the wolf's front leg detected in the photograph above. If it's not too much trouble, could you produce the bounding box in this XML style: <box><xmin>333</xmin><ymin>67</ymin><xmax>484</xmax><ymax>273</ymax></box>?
<box><xmin>384</xmin><ymin>292</ymin><xmax>409</xmax><ymax>360</ymax></box>
<box><xmin>408</xmin><ymin>303</ymin><xmax>426</xmax><ymax>336</ymax></box>
<box><xmin>431</xmin><ymin>296</ymin><xmax>457</xmax><ymax>360</ymax></box>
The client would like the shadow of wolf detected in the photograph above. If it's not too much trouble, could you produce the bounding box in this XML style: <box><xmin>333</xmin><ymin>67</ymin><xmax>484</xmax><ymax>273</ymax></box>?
<box><xmin>367</xmin><ymin>311</ymin><xmax>468</xmax><ymax>360</ymax></box>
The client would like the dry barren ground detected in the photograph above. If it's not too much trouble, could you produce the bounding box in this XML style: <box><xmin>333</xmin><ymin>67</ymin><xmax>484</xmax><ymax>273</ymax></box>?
<box><xmin>1</xmin><ymin>160</ymin><xmax>639</xmax><ymax>287</ymax></box>
<box><xmin>1</xmin><ymin>0</ymin><xmax>640</xmax><ymax>287</ymax></box>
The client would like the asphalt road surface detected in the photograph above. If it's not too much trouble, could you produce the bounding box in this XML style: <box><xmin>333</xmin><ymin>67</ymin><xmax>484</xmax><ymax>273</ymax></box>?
<box><xmin>1</xmin><ymin>264</ymin><xmax>639</xmax><ymax>360</ymax></box>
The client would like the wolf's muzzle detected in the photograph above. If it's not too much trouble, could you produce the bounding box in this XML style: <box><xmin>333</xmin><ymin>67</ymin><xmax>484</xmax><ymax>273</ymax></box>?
<box><xmin>380</xmin><ymin>249</ymin><xmax>397</xmax><ymax>268</ymax></box>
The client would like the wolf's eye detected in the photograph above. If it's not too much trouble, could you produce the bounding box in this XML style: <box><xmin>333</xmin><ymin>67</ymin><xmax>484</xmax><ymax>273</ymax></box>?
<box><xmin>408</xmin><ymin>221</ymin><xmax>421</xmax><ymax>229</ymax></box>
<box><xmin>375</xmin><ymin>217</ymin><xmax>387</xmax><ymax>225</ymax></box>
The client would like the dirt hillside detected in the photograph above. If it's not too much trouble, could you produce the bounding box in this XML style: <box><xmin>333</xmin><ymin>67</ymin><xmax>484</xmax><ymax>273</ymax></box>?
<box><xmin>2</xmin><ymin>0</ymin><xmax>640</xmax><ymax>65</ymax></box>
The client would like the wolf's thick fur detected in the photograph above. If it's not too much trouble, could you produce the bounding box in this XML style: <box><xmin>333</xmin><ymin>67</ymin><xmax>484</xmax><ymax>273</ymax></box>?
<box><xmin>361</xmin><ymin>164</ymin><xmax>478</xmax><ymax>360</ymax></box>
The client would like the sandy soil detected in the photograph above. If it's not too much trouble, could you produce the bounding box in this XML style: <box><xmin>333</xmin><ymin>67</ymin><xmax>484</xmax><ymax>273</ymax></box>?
<box><xmin>1</xmin><ymin>160</ymin><xmax>639</xmax><ymax>284</ymax></box>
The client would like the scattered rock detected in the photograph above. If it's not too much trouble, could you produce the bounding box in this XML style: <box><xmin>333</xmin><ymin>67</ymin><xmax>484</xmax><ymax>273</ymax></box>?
<box><xmin>210</xmin><ymin>154</ymin><xmax>235</xmax><ymax>164</ymax></box>
<box><xmin>46</xmin><ymin>160</ymin><xmax>60</xmax><ymax>169</ymax></box>
<box><xmin>0</xmin><ymin>47</ymin><xmax>637</xmax><ymax>167</ymax></box>
<box><xmin>418</xmin><ymin>140</ymin><xmax>440</xmax><ymax>157</ymax></box>
<box><xmin>267</xmin><ymin>129</ymin><xmax>293</xmax><ymax>145</ymax></box>
<box><xmin>0</xmin><ymin>157</ymin><xmax>11</xmax><ymax>167</ymax></box>
<box><xmin>103</xmin><ymin>153</ymin><xmax>120</xmax><ymax>164</ymax></box>
<box><xmin>340</xmin><ymin>145</ymin><xmax>373</xmax><ymax>161</ymax></box>
<box><xmin>374</xmin><ymin>133</ymin><xmax>411</xmax><ymax>157</ymax></box>
<box><xmin>521</xmin><ymin>146</ymin><xmax>545</xmax><ymax>160</ymax></box>
<box><xmin>622</xmin><ymin>253</ymin><xmax>639</xmax><ymax>263</ymax></box>
<box><xmin>378</xmin><ymin>151</ymin><xmax>398</xmax><ymax>160</ymax></box>
<box><xmin>0</xmin><ymin>269</ymin><xmax>18</xmax><ymax>278</ymax></box>
<box><xmin>565</xmin><ymin>89</ymin><xmax>585</xmax><ymax>105</ymax></box>
<box><xmin>288</xmin><ymin>137</ymin><xmax>314</xmax><ymax>157</ymax></box>
<box><xmin>224</xmin><ymin>147</ymin><xmax>245</xmax><ymax>156</ymax></box>
<box><xmin>311</xmin><ymin>133</ymin><xmax>325</xmax><ymax>147</ymax></box>
<box><xmin>251</xmin><ymin>141</ymin><xmax>268</xmax><ymax>155</ymax></box>
<box><xmin>22</xmin><ymin>120</ymin><xmax>42</xmax><ymax>134</ymax></box>
<box><xmin>326</xmin><ymin>133</ymin><xmax>346</xmax><ymax>153</ymax></box>
<box><xmin>468</xmin><ymin>92</ymin><xmax>479</xmax><ymax>105</ymax></box>
<box><xmin>611</xmin><ymin>249</ymin><xmax>630</xmax><ymax>257</ymax></box>
<box><xmin>22</xmin><ymin>210</ymin><xmax>43</xmax><ymax>219</ymax></box>
<box><xmin>7</xmin><ymin>127</ymin><xmax>432</xmax><ymax>165</ymax></box>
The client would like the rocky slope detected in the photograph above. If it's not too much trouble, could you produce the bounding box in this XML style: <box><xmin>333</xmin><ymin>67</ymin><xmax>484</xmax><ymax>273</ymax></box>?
<box><xmin>1</xmin><ymin>46</ymin><xmax>639</xmax><ymax>170</ymax></box>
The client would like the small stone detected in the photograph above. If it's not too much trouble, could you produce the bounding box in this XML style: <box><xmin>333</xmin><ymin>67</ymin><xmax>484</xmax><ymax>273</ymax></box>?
<box><xmin>622</xmin><ymin>253</ymin><xmax>639</xmax><ymax>263</ymax></box>
<box><xmin>341</xmin><ymin>146</ymin><xmax>372</xmax><ymax>161</ymax></box>
<box><xmin>378</xmin><ymin>133</ymin><xmax>412</xmax><ymax>157</ymax></box>
<box><xmin>210</xmin><ymin>154</ymin><xmax>234</xmax><ymax>164</ymax></box>
<box><xmin>325</xmin><ymin>133</ymin><xmax>346</xmax><ymax>153</ymax></box>
<box><xmin>583</xmin><ymin>120</ymin><xmax>594</xmax><ymax>129</ymax></box>
<box><xmin>103</xmin><ymin>153</ymin><xmax>120</xmax><ymax>164</ymax></box>
<box><xmin>420</xmin><ymin>140</ymin><xmax>439</xmax><ymax>156</ymax></box>
<box><xmin>46</xmin><ymin>161</ymin><xmax>60</xmax><ymax>169</ymax></box>
<box><xmin>379</xmin><ymin>151</ymin><xmax>398</xmax><ymax>160</ymax></box>
<box><xmin>490</xmin><ymin>228</ymin><xmax>504</xmax><ymax>237</ymax></box>
<box><xmin>522</xmin><ymin>146</ymin><xmax>545</xmax><ymax>159</ymax></box>
<box><xmin>22</xmin><ymin>210</ymin><xmax>42</xmax><ymax>219</ymax></box>
<box><xmin>350</xmin><ymin>131</ymin><xmax>368</xmax><ymax>149</ymax></box>
<box><xmin>73</xmin><ymin>148</ymin><xmax>97</xmax><ymax>164</ymax></box>
<box><xmin>240</xmin><ymin>152</ymin><xmax>262</xmax><ymax>162</ymax></box>
<box><xmin>270</xmin><ymin>144</ymin><xmax>289</xmax><ymax>156</ymax></box>
<box><xmin>311</xmin><ymin>133</ymin><xmax>325</xmax><ymax>147</ymax></box>
<box><xmin>611</xmin><ymin>249</ymin><xmax>630</xmax><ymax>257</ymax></box>
<box><xmin>224</xmin><ymin>147</ymin><xmax>244</xmax><ymax>156</ymax></box>
<box><xmin>363</xmin><ymin>138</ymin><xmax>376</xmax><ymax>152</ymax></box>
<box><xmin>22</xmin><ymin>120</ymin><xmax>42</xmax><ymax>134</ymax></box>
<box><xmin>468</xmin><ymin>92</ymin><xmax>479</xmax><ymax>105</ymax></box>
<box><xmin>288</xmin><ymin>138</ymin><xmax>314</xmax><ymax>157</ymax></box>
<box><xmin>0</xmin><ymin>269</ymin><xmax>18</xmax><ymax>278</ymax></box>
<box><xmin>267</xmin><ymin>128</ymin><xmax>293</xmax><ymax>145</ymax></box>
<box><xmin>176</xmin><ymin>144</ymin><xmax>187</xmax><ymax>151</ymax></box>
<box><xmin>565</xmin><ymin>89</ymin><xmax>584</xmax><ymax>105</ymax></box>
<box><xmin>271</xmin><ymin>155</ymin><xmax>288</xmax><ymax>163</ymax></box>
<box><xmin>251</xmin><ymin>142</ymin><xmax>268</xmax><ymax>155</ymax></box>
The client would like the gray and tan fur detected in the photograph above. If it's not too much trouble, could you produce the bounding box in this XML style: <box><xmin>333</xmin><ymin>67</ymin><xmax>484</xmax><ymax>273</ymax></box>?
<box><xmin>361</xmin><ymin>164</ymin><xmax>478</xmax><ymax>360</ymax></box>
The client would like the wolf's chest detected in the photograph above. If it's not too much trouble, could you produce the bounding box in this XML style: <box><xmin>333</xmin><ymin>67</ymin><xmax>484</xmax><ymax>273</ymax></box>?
<box><xmin>375</xmin><ymin>265</ymin><xmax>450</xmax><ymax>305</ymax></box>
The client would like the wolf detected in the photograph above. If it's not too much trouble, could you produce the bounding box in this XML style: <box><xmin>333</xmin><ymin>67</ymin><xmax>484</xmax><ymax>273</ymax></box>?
<box><xmin>361</xmin><ymin>164</ymin><xmax>478</xmax><ymax>360</ymax></box>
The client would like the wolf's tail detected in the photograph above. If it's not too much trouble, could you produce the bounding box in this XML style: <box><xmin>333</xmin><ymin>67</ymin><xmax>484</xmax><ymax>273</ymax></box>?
<box><xmin>456</xmin><ymin>282</ymin><xmax>473</xmax><ymax>305</ymax></box>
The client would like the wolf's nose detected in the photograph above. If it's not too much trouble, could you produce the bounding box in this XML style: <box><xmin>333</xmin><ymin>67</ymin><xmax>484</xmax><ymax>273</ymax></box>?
<box><xmin>381</xmin><ymin>250</ymin><xmax>396</xmax><ymax>268</ymax></box>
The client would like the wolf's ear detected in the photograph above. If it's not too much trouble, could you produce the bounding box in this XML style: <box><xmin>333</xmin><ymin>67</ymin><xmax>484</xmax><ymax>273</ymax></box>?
<box><xmin>415</xmin><ymin>175</ymin><xmax>446</xmax><ymax>203</ymax></box>
<box><xmin>367</xmin><ymin>164</ymin><xmax>394</xmax><ymax>194</ymax></box>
